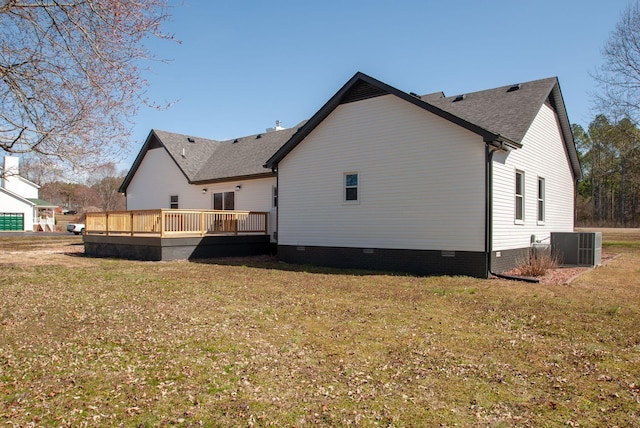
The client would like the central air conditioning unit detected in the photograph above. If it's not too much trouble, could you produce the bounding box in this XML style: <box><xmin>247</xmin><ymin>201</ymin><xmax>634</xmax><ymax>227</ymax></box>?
<box><xmin>550</xmin><ymin>232</ymin><xmax>602</xmax><ymax>267</ymax></box>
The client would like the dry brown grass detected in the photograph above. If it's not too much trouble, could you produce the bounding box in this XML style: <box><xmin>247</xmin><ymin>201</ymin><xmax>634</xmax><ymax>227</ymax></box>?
<box><xmin>1</xmin><ymin>232</ymin><xmax>639</xmax><ymax>426</ymax></box>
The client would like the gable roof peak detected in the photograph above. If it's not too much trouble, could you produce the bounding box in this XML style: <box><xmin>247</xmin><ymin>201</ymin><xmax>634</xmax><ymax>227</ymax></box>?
<box><xmin>266</xmin><ymin>73</ymin><xmax>579</xmax><ymax>180</ymax></box>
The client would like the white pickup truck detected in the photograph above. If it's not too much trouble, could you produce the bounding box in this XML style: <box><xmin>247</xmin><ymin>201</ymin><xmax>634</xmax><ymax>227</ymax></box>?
<box><xmin>66</xmin><ymin>223</ymin><xmax>85</xmax><ymax>235</ymax></box>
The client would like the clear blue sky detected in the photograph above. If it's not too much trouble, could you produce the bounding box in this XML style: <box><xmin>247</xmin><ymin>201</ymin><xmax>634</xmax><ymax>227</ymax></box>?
<box><xmin>124</xmin><ymin>0</ymin><xmax>628</xmax><ymax>170</ymax></box>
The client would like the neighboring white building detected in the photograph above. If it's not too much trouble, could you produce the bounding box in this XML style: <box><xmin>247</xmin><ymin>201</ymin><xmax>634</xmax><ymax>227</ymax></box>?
<box><xmin>265</xmin><ymin>72</ymin><xmax>581</xmax><ymax>277</ymax></box>
<box><xmin>0</xmin><ymin>156</ymin><xmax>57</xmax><ymax>231</ymax></box>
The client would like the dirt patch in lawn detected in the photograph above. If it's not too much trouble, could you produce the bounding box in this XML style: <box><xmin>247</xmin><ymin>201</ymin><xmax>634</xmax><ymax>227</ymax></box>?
<box><xmin>0</xmin><ymin>235</ymin><xmax>87</xmax><ymax>268</ymax></box>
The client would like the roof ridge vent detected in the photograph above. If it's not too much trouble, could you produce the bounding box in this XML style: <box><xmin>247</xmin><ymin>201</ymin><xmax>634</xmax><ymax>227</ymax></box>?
<box><xmin>453</xmin><ymin>94</ymin><xmax>466</xmax><ymax>102</ymax></box>
<box><xmin>409</xmin><ymin>92</ymin><xmax>421</xmax><ymax>99</ymax></box>
<box><xmin>507</xmin><ymin>83</ymin><xmax>522</xmax><ymax>92</ymax></box>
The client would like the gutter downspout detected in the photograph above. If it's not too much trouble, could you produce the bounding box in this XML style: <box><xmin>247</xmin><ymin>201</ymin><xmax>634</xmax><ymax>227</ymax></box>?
<box><xmin>485</xmin><ymin>141</ymin><xmax>540</xmax><ymax>283</ymax></box>
<box><xmin>485</xmin><ymin>143</ymin><xmax>497</xmax><ymax>278</ymax></box>
<box><xmin>273</xmin><ymin>166</ymin><xmax>278</xmax><ymax>248</ymax></box>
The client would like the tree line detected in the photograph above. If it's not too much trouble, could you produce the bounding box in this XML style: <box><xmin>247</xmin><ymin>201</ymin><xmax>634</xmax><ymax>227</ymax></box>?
<box><xmin>574</xmin><ymin>1</ymin><xmax>640</xmax><ymax>226</ymax></box>
<box><xmin>20</xmin><ymin>159</ymin><xmax>126</xmax><ymax>214</ymax></box>
<box><xmin>573</xmin><ymin>117</ymin><xmax>640</xmax><ymax>226</ymax></box>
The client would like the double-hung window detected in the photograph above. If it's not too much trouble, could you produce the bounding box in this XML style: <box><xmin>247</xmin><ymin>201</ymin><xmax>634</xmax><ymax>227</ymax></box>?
<box><xmin>537</xmin><ymin>177</ymin><xmax>545</xmax><ymax>223</ymax></box>
<box><xmin>344</xmin><ymin>172</ymin><xmax>359</xmax><ymax>202</ymax></box>
<box><xmin>515</xmin><ymin>170</ymin><xmax>524</xmax><ymax>223</ymax></box>
<box><xmin>170</xmin><ymin>195</ymin><xmax>179</xmax><ymax>209</ymax></box>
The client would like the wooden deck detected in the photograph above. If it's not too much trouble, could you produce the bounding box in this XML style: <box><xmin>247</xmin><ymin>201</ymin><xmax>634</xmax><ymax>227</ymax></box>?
<box><xmin>85</xmin><ymin>209</ymin><xmax>269</xmax><ymax>238</ymax></box>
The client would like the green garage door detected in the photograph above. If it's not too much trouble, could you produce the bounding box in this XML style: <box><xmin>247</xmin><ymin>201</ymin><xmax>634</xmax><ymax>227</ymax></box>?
<box><xmin>0</xmin><ymin>213</ymin><xmax>24</xmax><ymax>231</ymax></box>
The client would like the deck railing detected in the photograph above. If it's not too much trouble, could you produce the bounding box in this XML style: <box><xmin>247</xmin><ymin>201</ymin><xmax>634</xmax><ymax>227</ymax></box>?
<box><xmin>85</xmin><ymin>209</ymin><xmax>269</xmax><ymax>237</ymax></box>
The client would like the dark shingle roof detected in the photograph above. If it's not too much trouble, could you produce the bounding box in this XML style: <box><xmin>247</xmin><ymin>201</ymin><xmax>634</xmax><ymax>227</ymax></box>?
<box><xmin>192</xmin><ymin>125</ymin><xmax>304</xmax><ymax>183</ymax></box>
<box><xmin>121</xmin><ymin>72</ymin><xmax>581</xmax><ymax>195</ymax></box>
<box><xmin>266</xmin><ymin>72</ymin><xmax>581</xmax><ymax>180</ymax></box>
<box><xmin>424</xmin><ymin>78</ymin><xmax>558</xmax><ymax>145</ymax></box>
<box><xmin>152</xmin><ymin>130</ymin><xmax>220</xmax><ymax>181</ymax></box>
<box><xmin>119</xmin><ymin>123</ymin><xmax>306</xmax><ymax>193</ymax></box>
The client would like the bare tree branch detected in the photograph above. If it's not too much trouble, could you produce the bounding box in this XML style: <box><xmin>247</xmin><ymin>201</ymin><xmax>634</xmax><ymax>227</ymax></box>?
<box><xmin>0</xmin><ymin>0</ymin><xmax>176</xmax><ymax>173</ymax></box>
<box><xmin>594</xmin><ymin>1</ymin><xmax>640</xmax><ymax>124</ymax></box>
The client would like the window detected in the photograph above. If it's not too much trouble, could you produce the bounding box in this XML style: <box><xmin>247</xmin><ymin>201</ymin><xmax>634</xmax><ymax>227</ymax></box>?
<box><xmin>170</xmin><ymin>195</ymin><xmax>179</xmax><ymax>209</ymax></box>
<box><xmin>344</xmin><ymin>172</ymin><xmax>359</xmax><ymax>202</ymax></box>
<box><xmin>272</xmin><ymin>186</ymin><xmax>278</xmax><ymax>207</ymax></box>
<box><xmin>537</xmin><ymin>177</ymin><xmax>545</xmax><ymax>223</ymax></box>
<box><xmin>515</xmin><ymin>170</ymin><xmax>524</xmax><ymax>222</ymax></box>
<box><xmin>213</xmin><ymin>191</ymin><xmax>235</xmax><ymax>210</ymax></box>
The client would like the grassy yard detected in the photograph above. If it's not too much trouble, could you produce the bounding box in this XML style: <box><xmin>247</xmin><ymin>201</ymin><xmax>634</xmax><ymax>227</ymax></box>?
<box><xmin>1</xmin><ymin>232</ymin><xmax>639</xmax><ymax>426</ymax></box>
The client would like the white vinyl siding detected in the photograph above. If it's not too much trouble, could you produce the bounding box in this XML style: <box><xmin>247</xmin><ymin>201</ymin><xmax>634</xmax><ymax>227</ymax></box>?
<box><xmin>492</xmin><ymin>103</ymin><xmax>575</xmax><ymax>251</ymax></box>
<box><xmin>3</xmin><ymin>177</ymin><xmax>39</xmax><ymax>199</ymax></box>
<box><xmin>126</xmin><ymin>148</ymin><xmax>276</xmax><ymax>212</ymax></box>
<box><xmin>277</xmin><ymin>94</ymin><xmax>486</xmax><ymax>252</ymax></box>
<box><xmin>2</xmin><ymin>157</ymin><xmax>39</xmax><ymax>199</ymax></box>
<box><xmin>126</xmin><ymin>148</ymin><xmax>192</xmax><ymax>209</ymax></box>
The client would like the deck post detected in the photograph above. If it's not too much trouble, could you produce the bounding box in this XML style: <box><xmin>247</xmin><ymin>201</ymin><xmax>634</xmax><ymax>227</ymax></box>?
<box><xmin>234</xmin><ymin>212</ymin><xmax>238</xmax><ymax>236</ymax></box>
<box><xmin>160</xmin><ymin>210</ymin><xmax>165</xmax><ymax>238</ymax></box>
<box><xmin>130</xmin><ymin>211</ymin><xmax>134</xmax><ymax>236</ymax></box>
<box><xmin>105</xmin><ymin>212</ymin><xmax>110</xmax><ymax>236</ymax></box>
<box><xmin>200</xmin><ymin>211</ymin><xmax>205</xmax><ymax>236</ymax></box>
<box><xmin>264</xmin><ymin>212</ymin><xmax>268</xmax><ymax>235</ymax></box>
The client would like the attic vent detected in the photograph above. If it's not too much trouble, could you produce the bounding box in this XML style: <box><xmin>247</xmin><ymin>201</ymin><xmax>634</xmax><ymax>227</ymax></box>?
<box><xmin>342</xmin><ymin>81</ymin><xmax>388</xmax><ymax>104</ymax></box>
<box><xmin>256</xmin><ymin>134</ymin><xmax>262</xmax><ymax>139</ymax></box>
<box><xmin>233</xmin><ymin>139</ymin><xmax>239</xmax><ymax>143</ymax></box>
<box><xmin>187</xmin><ymin>137</ymin><xmax>195</xmax><ymax>143</ymax></box>
<box><xmin>453</xmin><ymin>94</ymin><xmax>466</xmax><ymax>102</ymax></box>
<box><xmin>507</xmin><ymin>83</ymin><xmax>522</xmax><ymax>92</ymax></box>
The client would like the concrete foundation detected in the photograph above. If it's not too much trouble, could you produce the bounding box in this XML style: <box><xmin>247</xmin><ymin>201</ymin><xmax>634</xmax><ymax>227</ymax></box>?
<box><xmin>83</xmin><ymin>234</ymin><xmax>273</xmax><ymax>261</ymax></box>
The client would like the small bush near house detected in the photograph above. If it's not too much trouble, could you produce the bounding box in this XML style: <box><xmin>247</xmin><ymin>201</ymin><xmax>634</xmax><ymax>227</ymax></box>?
<box><xmin>516</xmin><ymin>248</ymin><xmax>561</xmax><ymax>277</ymax></box>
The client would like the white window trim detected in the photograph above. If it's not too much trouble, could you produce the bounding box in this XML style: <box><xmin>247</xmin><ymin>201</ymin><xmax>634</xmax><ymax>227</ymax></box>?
<box><xmin>537</xmin><ymin>177</ymin><xmax>545</xmax><ymax>225</ymax></box>
<box><xmin>343</xmin><ymin>171</ymin><xmax>360</xmax><ymax>205</ymax></box>
<box><xmin>515</xmin><ymin>170</ymin><xmax>524</xmax><ymax>224</ymax></box>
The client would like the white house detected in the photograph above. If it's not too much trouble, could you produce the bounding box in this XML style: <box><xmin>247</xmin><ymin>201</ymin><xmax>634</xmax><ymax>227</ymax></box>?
<box><xmin>0</xmin><ymin>156</ymin><xmax>58</xmax><ymax>231</ymax></box>
<box><xmin>265</xmin><ymin>72</ymin><xmax>581</xmax><ymax>278</ymax></box>
<box><xmin>119</xmin><ymin>124</ymin><xmax>303</xmax><ymax>238</ymax></box>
